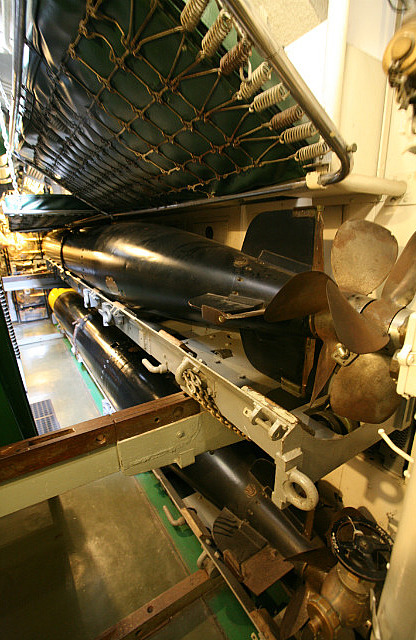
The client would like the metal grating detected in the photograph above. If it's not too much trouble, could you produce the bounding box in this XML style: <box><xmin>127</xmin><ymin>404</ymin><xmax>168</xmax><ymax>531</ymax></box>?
<box><xmin>30</xmin><ymin>398</ymin><xmax>61</xmax><ymax>435</ymax></box>
<box><xmin>17</xmin><ymin>0</ymin><xmax>323</xmax><ymax>214</ymax></box>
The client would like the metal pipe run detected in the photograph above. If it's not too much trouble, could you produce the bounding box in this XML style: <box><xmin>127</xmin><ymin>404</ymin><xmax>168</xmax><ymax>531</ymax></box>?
<box><xmin>9</xmin><ymin>0</ymin><xmax>26</xmax><ymax>157</ymax></box>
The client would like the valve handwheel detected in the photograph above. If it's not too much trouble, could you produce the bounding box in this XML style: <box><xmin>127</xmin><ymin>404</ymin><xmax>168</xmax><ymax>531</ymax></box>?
<box><xmin>330</xmin><ymin>515</ymin><xmax>393</xmax><ymax>582</ymax></box>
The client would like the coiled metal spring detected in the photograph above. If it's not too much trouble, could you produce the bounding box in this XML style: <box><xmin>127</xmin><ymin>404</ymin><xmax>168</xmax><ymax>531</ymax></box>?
<box><xmin>281</xmin><ymin>121</ymin><xmax>317</xmax><ymax>144</ymax></box>
<box><xmin>269</xmin><ymin>104</ymin><xmax>304</xmax><ymax>131</ymax></box>
<box><xmin>220</xmin><ymin>38</ymin><xmax>251</xmax><ymax>75</ymax></box>
<box><xmin>201</xmin><ymin>10</ymin><xmax>233</xmax><ymax>57</ymax></box>
<box><xmin>295</xmin><ymin>140</ymin><xmax>329</xmax><ymax>163</ymax></box>
<box><xmin>180</xmin><ymin>0</ymin><xmax>209</xmax><ymax>32</ymax></box>
<box><xmin>251</xmin><ymin>83</ymin><xmax>289</xmax><ymax>112</ymax></box>
<box><xmin>238</xmin><ymin>62</ymin><xmax>271</xmax><ymax>100</ymax></box>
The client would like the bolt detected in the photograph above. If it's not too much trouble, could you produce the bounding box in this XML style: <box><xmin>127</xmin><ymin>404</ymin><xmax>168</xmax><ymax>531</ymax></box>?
<box><xmin>407</xmin><ymin>353</ymin><xmax>415</xmax><ymax>365</ymax></box>
<box><xmin>205</xmin><ymin>538</ymin><xmax>211</xmax><ymax>545</ymax></box>
<box><xmin>96</xmin><ymin>434</ymin><xmax>106</xmax><ymax>444</ymax></box>
<box><xmin>336</xmin><ymin>344</ymin><xmax>350</xmax><ymax>359</ymax></box>
<box><xmin>176</xmin><ymin>431</ymin><xmax>184</xmax><ymax>439</ymax></box>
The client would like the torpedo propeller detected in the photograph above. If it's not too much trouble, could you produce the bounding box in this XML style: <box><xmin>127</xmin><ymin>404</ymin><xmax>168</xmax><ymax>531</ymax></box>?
<box><xmin>43</xmin><ymin>219</ymin><xmax>415</xmax><ymax>424</ymax></box>
<box><xmin>264</xmin><ymin>220</ymin><xmax>416</xmax><ymax>423</ymax></box>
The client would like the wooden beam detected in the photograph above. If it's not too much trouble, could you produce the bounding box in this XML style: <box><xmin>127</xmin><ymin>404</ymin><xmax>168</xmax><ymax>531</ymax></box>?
<box><xmin>0</xmin><ymin>393</ymin><xmax>199</xmax><ymax>483</ymax></box>
<box><xmin>96</xmin><ymin>569</ymin><xmax>222</xmax><ymax>640</ymax></box>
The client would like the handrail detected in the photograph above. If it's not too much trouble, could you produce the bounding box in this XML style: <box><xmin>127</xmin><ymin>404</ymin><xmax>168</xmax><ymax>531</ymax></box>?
<box><xmin>222</xmin><ymin>0</ymin><xmax>353</xmax><ymax>187</ymax></box>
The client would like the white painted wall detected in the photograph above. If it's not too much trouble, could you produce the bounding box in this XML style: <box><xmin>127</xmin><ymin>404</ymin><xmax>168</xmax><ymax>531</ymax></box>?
<box><xmin>173</xmin><ymin>1</ymin><xmax>416</xmax><ymax>530</ymax></box>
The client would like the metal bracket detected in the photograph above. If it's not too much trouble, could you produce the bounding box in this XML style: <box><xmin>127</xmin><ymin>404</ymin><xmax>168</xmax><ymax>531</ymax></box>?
<box><xmin>98</xmin><ymin>301</ymin><xmax>125</xmax><ymax>327</ymax></box>
<box><xmin>83</xmin><ymin>288</ymin><xmax>101</xmax><ymax>308</ymax></box>
<box><xmin>117</xmin><ymin>412</ymin><xmax>239</xmax><ymax>475</ymax></box>
<box><xmin>242</xmin><ymin>386</ymin><xmax>298</xmax><ymax>442</ymax></box>
<box><xmin>331</xmin><ymin>343</ymin><xmax>357</xmax><ymax>367</ymax></box>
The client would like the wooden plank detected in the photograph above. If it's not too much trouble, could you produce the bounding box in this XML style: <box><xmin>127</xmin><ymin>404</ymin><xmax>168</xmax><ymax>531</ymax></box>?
<box><xmin>95</xmin><ymin>570</ymin><xmax>222</xmax><ymax>640</ymax></box>
<box><xmin>250</xmin><ymin>608</ymin><xmax>280</xmax><ymax>640</ymax></box>
<box><xmin>0</xmin><ymin>393</ymin><xmax>199</xmax><ymax>483</ymax></box>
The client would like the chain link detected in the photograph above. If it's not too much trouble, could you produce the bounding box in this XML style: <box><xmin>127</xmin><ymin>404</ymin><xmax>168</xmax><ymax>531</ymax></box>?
<box><xmin>182</xmin><ymin>368</ymin><xmax>248</xmax><ymax>440</ymax></box>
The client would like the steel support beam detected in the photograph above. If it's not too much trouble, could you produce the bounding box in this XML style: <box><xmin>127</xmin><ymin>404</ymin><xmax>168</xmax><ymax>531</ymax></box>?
<box><xmin>2</xmin><ymin>273</ymin><xmax>63</xmax><ymax>291</ymax></box>
<box><xmin>96</xmin><ymin>569</ymin><xmax>223</xmax><ymax>640</ymax></box>
<box><xmin>0</xmin><ymin>393</ymin><xmax>240</xmax><ymax>517</ymax></box>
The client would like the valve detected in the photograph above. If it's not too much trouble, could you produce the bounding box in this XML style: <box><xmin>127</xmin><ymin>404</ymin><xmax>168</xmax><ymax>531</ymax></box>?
<box><xmin>330</xmin><ymin>516</ymin><xmax>392</xmax><ymax>582</ymax></box>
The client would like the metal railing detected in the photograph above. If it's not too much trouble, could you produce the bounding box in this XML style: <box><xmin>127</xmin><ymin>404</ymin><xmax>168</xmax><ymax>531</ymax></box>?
<box><xmin>223</xmin><ymin>0</ymin><xmax>353</xmax><ymax>187</ymax></box>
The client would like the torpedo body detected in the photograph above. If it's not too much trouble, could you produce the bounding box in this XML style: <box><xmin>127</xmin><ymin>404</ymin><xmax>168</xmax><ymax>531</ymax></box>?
<box><xmin>43</xmin><ymin>220</ymin><xmax>315</xmax><ymax>389</ymax></box>
<box><xmin>50</xmin><ymin>288</ymin><xmax>178</xmax><ymax>410</ymax></box>
<box><xmin>43</xmin><ymin>222</ymin><xmax>292</xmax><ymax>327</ymax></box>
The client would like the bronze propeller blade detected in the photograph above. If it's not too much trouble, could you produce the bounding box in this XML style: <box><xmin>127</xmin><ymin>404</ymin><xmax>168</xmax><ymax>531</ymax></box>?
<box><xmin>331</xmin><ymin>220</ymin><xmax>398</xmax><ymax>295</ymax></box>
<box><xmin>329</xmin><ymin>353</ymin><xmax>401</xmax><ymax>423</ymax></box>
<box><xmin>382</xmin><ymin>230</ymin><xmax>416</xmax><ymax>306</ymax></box>
<box><xmin>280</xmin><ymin>584</ymin><xmax>310</xmax><ymax>640</ymax></box>
<box><xmin>264</xmin><ymin>271</ymin><xmax>331</xmax><ymax>322</ymax></box>
<box><xmin>309</xmin><ymin>311</ymin><xmax>339</xmax><ymax>405</ymax></box>
<box><xmin>310</xmin><ymin>340</ymin><xmax>337</xmax><ymax>406</ymax></box>
<box><xmin>327</xmin><ymin>281</ymin><xmax>389</xmax><ymax>354</ymax></box>
<box><xmin>287</xmin><ymin>547</ymin><xmax>337</xmax><ymax>573</ymax></box>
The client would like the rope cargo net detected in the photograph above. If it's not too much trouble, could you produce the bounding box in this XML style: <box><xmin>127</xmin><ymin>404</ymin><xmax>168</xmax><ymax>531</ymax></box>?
<box><xmin>19</xmin><ymin>0</ymin><xmax>330</xmax><ymax>213</ymax></box>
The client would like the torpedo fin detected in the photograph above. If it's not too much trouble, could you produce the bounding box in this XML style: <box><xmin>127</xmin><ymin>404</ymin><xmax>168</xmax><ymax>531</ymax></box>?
<box><xmin>188</xmin><ymin>293</ymin><xmax>264</xmax><ymax>325</ymax></box>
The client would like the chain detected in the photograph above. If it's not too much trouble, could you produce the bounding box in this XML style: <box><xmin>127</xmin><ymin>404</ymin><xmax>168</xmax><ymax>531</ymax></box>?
<box><xmin>182</xmin><ymin>368</ymin><xmax>248</xmax><ymax>440</ymax></box>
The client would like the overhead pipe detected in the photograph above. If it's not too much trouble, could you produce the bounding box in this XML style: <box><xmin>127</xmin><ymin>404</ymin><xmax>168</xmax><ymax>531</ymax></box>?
<box><xmin>9</xmin><ymin>0</ymin><xmax>26</xmax><ymax>158</ymax></box>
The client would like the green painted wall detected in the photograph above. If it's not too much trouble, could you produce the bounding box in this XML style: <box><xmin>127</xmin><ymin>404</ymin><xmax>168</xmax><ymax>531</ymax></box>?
<box><xmin>0</xmin><ymin>304</ymin><xmax>37</xmax><ymax>445</ymax></box>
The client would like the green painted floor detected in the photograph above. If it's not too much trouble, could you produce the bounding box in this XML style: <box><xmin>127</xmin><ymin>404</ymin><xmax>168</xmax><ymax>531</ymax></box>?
<box><xmin>0</xmin><ymin>474</ymin><xmax>228</xmax><ymax>640</ymax></box>
<box><xmin>0</xmin><ymin>318</ymin><xmax>257</xmax><ymax>639</ymax></box>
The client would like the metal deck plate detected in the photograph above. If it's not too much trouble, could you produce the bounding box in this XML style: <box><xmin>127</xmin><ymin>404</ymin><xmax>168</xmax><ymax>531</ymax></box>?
<box><xmin>30</xmin><ymin>398</ymin><xmax>61</xmax><ymax>434</ymax></box>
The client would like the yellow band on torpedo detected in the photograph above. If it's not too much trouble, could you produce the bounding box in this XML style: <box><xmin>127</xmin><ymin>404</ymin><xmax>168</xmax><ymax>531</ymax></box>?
<box><xmin>48</xmin><ymin>288</ymin><xmax>73</xmax><ymax>310</ymax></box>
